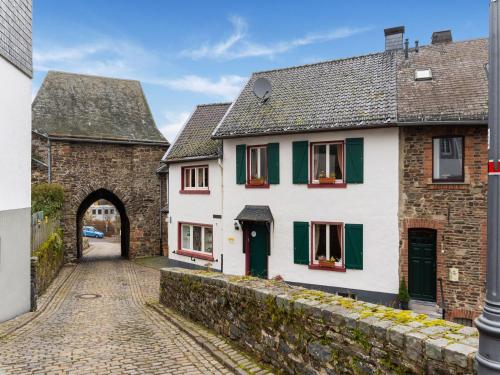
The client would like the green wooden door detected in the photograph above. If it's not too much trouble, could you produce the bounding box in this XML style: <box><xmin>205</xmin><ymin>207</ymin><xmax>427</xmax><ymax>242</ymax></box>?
<box><xmin>408</xmin><ymin>229</ymin><xmax>437</xmax><ymax>302</ymax></box>
<box><xmin>249</xmin><ymin>223</ymin><xmax>268</xmax><ymax>279</ymax></box>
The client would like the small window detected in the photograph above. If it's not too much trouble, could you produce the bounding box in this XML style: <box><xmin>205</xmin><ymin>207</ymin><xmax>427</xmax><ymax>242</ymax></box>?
<box><xmin>183</xmin><ymin>166</ymin><xmax>209</xmax><ymax>190</ymax></box>
<box><xmin>179</xmin><ymin>223</ymin><xmax>213</xmax><ymax>254</ymax></box>
<box><xmin>433</xmin><ymin>137</ymin><xmax>464</xmax><ymax>182</ymax></box>
<box><xmin>97</xmin><ymin>209</ymin><xmax>102</xmax><ymax>215</ymax></box>
<box><xmin>248</xmin><ymin>146</ymin><xmax>268</xmax><ymax>185</ymax></box>
<box><xmin>92</xmin><ymin>209</ymin><xmax>96</xmax><ymax>215</ymax></box>
<box><xmin>311</xmin><ymin>142</ymin><xmax>344</xmax><ymax>184</ymax></box>
<box><xmin>104</xmin><ymin>209</ymin><xmax>109</xmax><ymax>215</ymax></box>
<box><xmin>312</xmin><ymin>223</ymin><xmax>343</xmax><ymax>267</ymax></box>
<box><xmin>110</xmin><ymin>209</ymin><xmax>114</xmax><ymax>214</ymax></box>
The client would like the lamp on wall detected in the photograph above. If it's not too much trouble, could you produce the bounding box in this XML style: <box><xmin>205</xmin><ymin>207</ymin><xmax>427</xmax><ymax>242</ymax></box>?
<box><xmin>234</xmin><ymin>221</ymin><xmax>240</xmax><ymax>231</ymax></box>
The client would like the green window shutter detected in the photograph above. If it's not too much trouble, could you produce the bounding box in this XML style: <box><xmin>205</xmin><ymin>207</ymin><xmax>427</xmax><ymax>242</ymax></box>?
<box><xmin>346</xmin><ymin>138</ymin><xmax>364</xmax><ymax>184</ymax></box>
<box><xmin>345</xmin><ymin>224</ymin><xmax>363</xmax><ymax>270</ymax></box>
<box><xmin>293</xmin><ymin>141</ymin><xmax>309</xmax><ymax>184</ymax></box>
<box><xmin>294</xmin><ymin>221</ymin><xmax>310</xmax><ymax>265</ymax></box>
<box><xmin>267</xmin><ymin>143</ymin><xmax>280</xmax><ymax>184</ymax></box>
<box><xmin>236</xmin><ymin>144</ymin><xmax>246</xmax><ymax>184</ymax></box>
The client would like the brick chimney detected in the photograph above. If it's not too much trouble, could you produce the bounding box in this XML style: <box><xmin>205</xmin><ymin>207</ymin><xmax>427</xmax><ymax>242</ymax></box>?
<box><xmin>384</xmin><ymin>26</ymin><xmax>405</xmax><ymax>51</ymax></box>
<box><xmin>432</xmin><ymin>30</ymin><xmax>453</xmax><ymax>44</ymax></box>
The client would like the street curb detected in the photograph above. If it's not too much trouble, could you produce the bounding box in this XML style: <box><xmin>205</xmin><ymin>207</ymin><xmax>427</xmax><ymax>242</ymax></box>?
<box><xmin>148</xmin><ymin>302</ymin><xmax>265</xmax><ymax>375</ymax></box>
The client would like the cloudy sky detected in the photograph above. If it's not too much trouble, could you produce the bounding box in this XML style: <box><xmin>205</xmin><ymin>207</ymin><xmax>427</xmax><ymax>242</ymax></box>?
<box><xmin>33</xmin><ymin>0</ymin><xmax>488</xmax><ymax>142</ymax></box>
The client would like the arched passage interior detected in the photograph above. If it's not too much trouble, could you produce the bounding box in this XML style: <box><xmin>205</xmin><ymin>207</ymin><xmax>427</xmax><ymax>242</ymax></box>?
<box><xmin>76</xmin><ymin>189</ymin><xmax>130</xmax><ymax>259</ymax></box>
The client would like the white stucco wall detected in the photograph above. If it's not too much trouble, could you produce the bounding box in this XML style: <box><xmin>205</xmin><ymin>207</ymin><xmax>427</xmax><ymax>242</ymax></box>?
<box><xmin>220</xmin><ymin>128</ymin><xmax>400</xmax><ymax>295</ymax></box>
<box><xmin>167</xmin><ymin>159</ymin><xmax>223</xmax><ymax>270</ymax></box>
<box><xmin>0</xmin><ymin>56</ymin><xmax>32</xmax><ymax>322</ymax></box>
<box><xmin>0</xmin><ymin>57</ymin><xmax>31</xmax><ymax>211</ymax></box>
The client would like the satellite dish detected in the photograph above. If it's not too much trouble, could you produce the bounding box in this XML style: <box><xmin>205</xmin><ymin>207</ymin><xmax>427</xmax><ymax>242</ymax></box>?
<box><xmin>253</xmin><ymin>77</ymin><xmax>272</xmax><ymax>101</ymax></box>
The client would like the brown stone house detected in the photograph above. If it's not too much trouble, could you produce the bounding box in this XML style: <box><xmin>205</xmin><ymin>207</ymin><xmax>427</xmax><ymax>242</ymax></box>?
<box><xmin>32</xmin><ymin>71</ymin><xmax>169</xmax><ymax>261</ymax></box>
<box><xmin>396</xmin><ymin>32</ymin><xmax>488</xmax><ymax>323</ymax></box>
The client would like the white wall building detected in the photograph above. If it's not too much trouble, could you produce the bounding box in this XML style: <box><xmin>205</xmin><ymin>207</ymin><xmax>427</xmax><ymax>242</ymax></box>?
<box><xmin>0</xmin><ymin>0</ymin><xmax>33</xmax><ymax>322</ymax></box>
<box><xmin>162</xmin><ymin>103</ymin><xmax>230</xmax><ymax>271</ymax></box>
<box><xmin>89</xmin><ymin>203</ymin><xmax>118</xmax><ymax>222</ymax></box>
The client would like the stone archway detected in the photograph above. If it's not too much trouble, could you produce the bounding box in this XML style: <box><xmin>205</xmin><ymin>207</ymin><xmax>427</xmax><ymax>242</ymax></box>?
<box><xmin>76</xmin><ymin>188</ymin><xmax>130</xmax><ymax>259</ymax></box>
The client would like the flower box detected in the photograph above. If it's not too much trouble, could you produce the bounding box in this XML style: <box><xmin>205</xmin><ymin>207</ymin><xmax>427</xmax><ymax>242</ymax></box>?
<box><xmin>318</xmin><ymin>259</ymin><xmax>337</xmax><ymax>268</ymax></box>
<box><xmin>319</xmin><ymin>177</ymin><xmax>336</xmax><ymax>184</ymax></box>
<box><xmin>249</xmin><ymin>178</ymin><xmax>265</xmax><ymax>186</ymax></box>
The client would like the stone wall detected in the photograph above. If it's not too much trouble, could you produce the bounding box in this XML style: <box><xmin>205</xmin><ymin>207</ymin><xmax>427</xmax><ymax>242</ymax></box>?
<box><xmin>32</xmin><ymin>228</ymin><xmax>64</xmax><ymax>301</ymax></box>
<box><xmin>399</xmin><ymin>125</ymin><xmax>487</xmax><ymax>321</ymax></box>
<box><xmin>160</xmin><ymin>268</ymin><xmax>478</xmax><ymax>375</ymax></box>
<box><xmin>32</xmin><ymin>134</ymin><xmax>167</xmax><ymax>260</ymax></box>
<box><xmin>31</xmin><ymin>133</ymin><xmax>49</xmax><ymax>184</ymax></box>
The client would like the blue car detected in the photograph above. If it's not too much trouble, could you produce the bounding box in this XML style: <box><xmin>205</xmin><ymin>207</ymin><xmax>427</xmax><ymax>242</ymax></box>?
<box><xmin>82</xmin><ymin>226</ymin><xmax>104</xmax><ymax>238</ymax></box>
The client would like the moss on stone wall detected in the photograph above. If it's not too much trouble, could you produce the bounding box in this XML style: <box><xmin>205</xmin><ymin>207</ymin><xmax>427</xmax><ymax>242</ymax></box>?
<box><xmin>32</xmin><ymin>228</ymin><xmax>64</xmax><ymax>296</ymax></box>
<box><xmin>160</xmin><ymin>268</ymin><xmax>479</xmax><ymax>375</ymax></box>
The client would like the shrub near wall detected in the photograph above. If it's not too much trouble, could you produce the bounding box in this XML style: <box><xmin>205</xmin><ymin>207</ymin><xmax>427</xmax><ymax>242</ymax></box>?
<box><xmin>160</xmin><ymin>269</ymin><xmax>479</xmax><ymax>375</ymax></box>
<box><xmin>32</xmin><ymin>229</ymin><xmax>64</xmax><ymax>296</ymax></box>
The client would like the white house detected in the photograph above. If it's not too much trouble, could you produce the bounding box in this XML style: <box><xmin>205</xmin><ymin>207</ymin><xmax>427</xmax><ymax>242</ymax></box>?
<box><xmin>210</xmin><ymin>51</ymin><xmax>401</xmax><ymax>304</ymax></box>
<box><xmin>0</xmin><ymin>0</ymin><xmax>33</xmax><ymax>322</ymax></box>
<box><xmin>162</xmin><ymin>103</ymin><xmax>231</xmax><ymax>270</ymax></box>
<box><xmin>89</xmin><ymin>203</ymin><xmax>118</xmax><ymax>222</ymax></box>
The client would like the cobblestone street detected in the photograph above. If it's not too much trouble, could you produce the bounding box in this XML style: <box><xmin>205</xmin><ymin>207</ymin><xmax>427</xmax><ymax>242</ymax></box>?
<box><xmin>0</xmin><ymin>242</ymin><xmax>233</xmax><ymax>374</ymax></box>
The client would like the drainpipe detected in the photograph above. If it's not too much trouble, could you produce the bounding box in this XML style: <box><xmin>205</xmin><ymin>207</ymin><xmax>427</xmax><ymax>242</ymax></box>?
<box><xmin>476</xmin><ymin>1</ymin><xmax>500</xmax><ymax>373</ymax></box>
<box><xmin>47</xmin><ymin>138</ymin><xmax>52</xmax><ymax>183</ymax></box>
<box><xmin>218</xmin><ymin>157</ymin><xmax>224</xmax><ymax>272</ymax></box>
<box><xmin>159</xmin><ymin>173</ymin><xmax>163</xmax><ymax>256</ymax></box>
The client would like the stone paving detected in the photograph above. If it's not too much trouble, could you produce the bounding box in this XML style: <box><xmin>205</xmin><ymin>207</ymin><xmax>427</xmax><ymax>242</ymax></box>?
<box><xmin>0</xmin><ymin>242</ymin><xmax>235</xmax><ymax>374</ymax></box>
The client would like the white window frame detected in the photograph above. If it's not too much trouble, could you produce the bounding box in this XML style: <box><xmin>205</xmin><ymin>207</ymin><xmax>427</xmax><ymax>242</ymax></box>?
<box><xmin>183</xmin><ymin>166</ymin><xmax>209</xmax><ymax>191</ymax></box>
<box><xmin>248</xmin><ymin>145</ymin><xmax>268</xmax><ymax>182</ymax></box>
<box><xmin>180</xmin><ymin>223</ymin><xmax>213</xmax><ymax>254</ymax></box>
<box><xmin>311</xmin><ymin>142</ymin><xmax>344</xmax><ymax>184</ymax></box>
<box><xmin>312</xmin><ymin>222</ymin><xmax>344</xmax><ymax>267</ymax></box>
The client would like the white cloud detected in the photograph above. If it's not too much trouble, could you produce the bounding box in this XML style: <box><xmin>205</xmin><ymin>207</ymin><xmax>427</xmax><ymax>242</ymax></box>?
<box><xmin>34</xmin><ymin>38</ymin><xmax>245</xmax><ymax>100</ymax></box>
<box><xmin>152</xmin><ymin>75</ymin><xmax>246</xmax><ymax>100</ymax></box>
<box><xmin>34</xmin><ymin>39</ymin><xmax>157</xmax><ymax>78</ymax></box>
<box><xmin>159</xmin><ymin>111</ymin><xmax>191</xmax><ymax>142</ymax></box>
<box><xmin>181</xmin><ymin>17</ymin><xmax>370</xmax><ymax>60</ymax></box>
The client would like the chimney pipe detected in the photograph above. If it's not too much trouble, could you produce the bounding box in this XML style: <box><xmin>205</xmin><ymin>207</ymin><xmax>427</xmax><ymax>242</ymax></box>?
<box><xmin>384</xmin><ymin>26</ymin><xmax>405</xmax><ymax>51</ymax></box>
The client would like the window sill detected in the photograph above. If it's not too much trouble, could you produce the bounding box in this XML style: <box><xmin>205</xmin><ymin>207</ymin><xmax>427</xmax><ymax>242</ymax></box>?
<box><xmin>176</xmin><ymin>249</ymin><xmax>214</xmax><ymax>261</ymax></box>
<box><xmin>426</xmin><ymin>182</ymin><xmax>469</xmax><ymax>190</ymax></box>
<box><xmin>245</xmin><ymin>183</ymin><xmax>270</xmax><ymax>189</ymax></box>
<box><xmin>307</xmin><ymin>183</ymin><xmax>347</xmax><ymax>189</ymax></box>
<box><xmin>179</xmin><ymin>190</ymin><xmax>210</xmax><ymax>195</ymax></box>
<box><xmin>308</xmin><ymin>264</ymin><xmax>346</xmax><ymax>272</ymax></box>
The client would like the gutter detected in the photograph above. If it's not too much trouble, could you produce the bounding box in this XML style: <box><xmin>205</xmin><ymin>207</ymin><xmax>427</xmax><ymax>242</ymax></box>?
<box><xmin>162</xmin><ymin>155</ymin><xmax>220</xmax><ymax>164</ymax></box>
<box><xmin>396</xmin><ymin>120</ymin><xmax>488</xmax><ymax>126</ymax></box>
<box><xmin>34</xmin><ymin>132</ymin><xmax>169</xmax><ymax>147</ymax></box>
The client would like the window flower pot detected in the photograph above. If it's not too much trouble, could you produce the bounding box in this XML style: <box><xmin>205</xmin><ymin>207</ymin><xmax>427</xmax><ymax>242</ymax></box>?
<box><xmin>319</xmin><ymin>177</ymin><xmax>336</xmax><ymax>184</ymax></box>
<box><xmin>318</xmin><ymin>259</ymin><xmax>337</xmax><ymax>268</ymax></box>
<box><xmin>249</xmin><ymin>178</ymin><xmax>265</xmax><ymax>186</ymax></box>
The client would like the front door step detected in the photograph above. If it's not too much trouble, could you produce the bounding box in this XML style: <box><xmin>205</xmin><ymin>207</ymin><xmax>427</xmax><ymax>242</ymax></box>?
<box><xmin>409</xmin><ymin>299</ymin><xmax>443</xmax><ymax>319</ymax></box>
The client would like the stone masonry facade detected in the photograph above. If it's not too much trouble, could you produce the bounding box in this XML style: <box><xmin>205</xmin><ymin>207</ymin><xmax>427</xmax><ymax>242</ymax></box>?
<box><xmin>399</xmin><ymin>125</ymin><xmax>488</xmax><ymax>321</ymax></box>
<box><xmin>32</xmin><ymin>132</ymin><xmax>168</xmax><ymax>260</ymax></box>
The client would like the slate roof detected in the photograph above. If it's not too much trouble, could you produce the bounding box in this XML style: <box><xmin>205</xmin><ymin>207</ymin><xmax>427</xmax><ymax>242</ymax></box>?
<box><xmin>163</xmin><ymin>103</ymin><xmax>231</xmax><ymax>162</ymax></box>
<box><xmin>32</xmin><ymin>71</ymin><xmax>168</xmax><ymax>144</ymax></box>
<box><xmin>397</xmin><ymin>38</ymin><xmax>488</xmax><ymax>123</ymax></box>
<box><xmin>213</xmin><ymin>52</ymin><xmax>398</xmax><ymax>138</ymax></box>
<box><xmin>0</xmin><ymin>0</ymin><xmax>32</xmax><ymax>77</ymax></box>
<box><xmin>235</xmin><ymin>205</ymin><xmax>274</xmax><ymax>223</ymax></box>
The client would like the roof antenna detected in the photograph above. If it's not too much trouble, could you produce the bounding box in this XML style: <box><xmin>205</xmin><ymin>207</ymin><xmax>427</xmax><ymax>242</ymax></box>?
<box><xmin>404</xmin><ymin>38</ymin><xmax>409</xmax><ymax>59</ymax></box>
<box><xmin>415</xmin><ymin>40</ymin><xmax>419</xmax><ymax>53</ymax></box>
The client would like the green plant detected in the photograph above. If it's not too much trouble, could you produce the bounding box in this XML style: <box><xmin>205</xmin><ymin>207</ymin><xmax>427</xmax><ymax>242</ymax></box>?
<box><xmin>398</xmin><ymin>277</ymin><xmax>410</xmax><ymax>303</ymax></box>
<box><xmin>32</xmin><ymin>183</ymin><xmax>64</xmax><ymax>218</ymax></box>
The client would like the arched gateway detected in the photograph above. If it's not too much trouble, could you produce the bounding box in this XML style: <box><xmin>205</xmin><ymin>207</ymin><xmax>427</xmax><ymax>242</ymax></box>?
<box><xmin>31</xmin><ymin>71</ymin><xmax>169</xmax><ymax>261</ymax></box>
